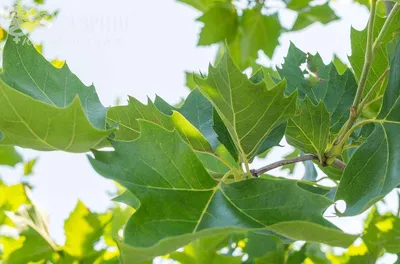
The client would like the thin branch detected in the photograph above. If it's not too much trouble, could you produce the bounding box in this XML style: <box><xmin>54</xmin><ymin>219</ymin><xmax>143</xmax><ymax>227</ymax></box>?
<box><xmin>250</xmin><ymin>155</ymin><xmax>347</xmax><ymax>177</ymax></box>
<box><xmin>332</xmin><ymin>159</ymin><xmax>346</xmax><ymax>171</ymax></box>
<box><xmin>251</xmin><ymin>154</ymin><xmax>317</xmax><ymax>177</ymax></box>
<box><xmin>358</xmin><ymin>68</ymin><xmax>390</xmax><ymax>111</ymax></box>
<box><xmin>352</xmin><ymin>0</ymin><xmax>377</xmax><ymax>110</ymax></box>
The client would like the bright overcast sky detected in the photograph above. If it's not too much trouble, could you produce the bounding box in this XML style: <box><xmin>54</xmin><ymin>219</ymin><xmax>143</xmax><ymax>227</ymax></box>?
<box><xmin>1</xmin><ymin>1</ymin><xmax>398</xmax><ymax>261</ymax></box>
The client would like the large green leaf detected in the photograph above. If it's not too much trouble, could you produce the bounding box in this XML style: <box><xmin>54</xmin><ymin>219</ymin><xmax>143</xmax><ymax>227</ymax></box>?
<box><xmin>292</xmin><ymin>3</ymin><xmax>339</xmax><ymax>31</ymax></box>
<box><xmin>349</xmin><ymin>11</ymin><xmax>400</xmax><ymax>96</ymax></box>
<box><xmin>240</xmin><ymin>9</ymin><xmax>281</xmax><ymax>59</ymax></box>
<box><xmin>336</xmin><ymin>41</ymin><xmax>400</xmax><ymax>215</ymax></box>
<box><xmin>278</xmin><ymin>44</ymin><xmax>357</xmax><ymax>133</ymax></box>
<box><xmin>63</xmin><ymin>201</ymin><xmax>112</xmax><ymax>258</ymax></box>
<box><xmin>0</xmin><ymin>146</ymin><xmax>22</xmax><ymax>167</ymax></box>
<box><xmin>0</xmin><ymin>20</ymin><xmax>113</xmax><ymax>152</ymax></box>
<box><xmin>195</xmin><ymin>52</ymin><xmax>297</xmax><ymax>161</ymax></box>
<box><xmin>197</xmin><ymin>3</ymin><xmax>238</xmax><ymax>45</ymax></box>
<box><xmin>90</xmin><ymin>121</ymin><xmax>356</xmax><ymax>263</ymax></box>
<box><xmin>286</xmin><ymin>97</ymin><xmax>330</xmax><ymax>161</ymax></box>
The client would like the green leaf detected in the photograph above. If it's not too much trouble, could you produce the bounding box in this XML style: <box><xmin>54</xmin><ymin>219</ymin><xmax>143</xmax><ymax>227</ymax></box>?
<box><xmin>285</xmin><ymin>0</ymin><xmax>311</xmax><ymax>11</ymax></box>
<box><xmin>287</xmin><ymin>244</ymin><xmax>307</xmax><ymax>264</ymax></box>
<box><xmin>154</xmin><ymin>89</ymin><xmax>220</xmax><ymax>150</ymax></box>
<box><xmin>254</xmin><ymin>123</ymin><xmax>286</xmax><ymax>158</ymax></box>
<box><xmin>363</xmin><ymin>207</ymin><xmax>400</xmax><ymax>256</ymax></box>
<box><xmin>245</xmin><ymin>232</ymin><xmax>285</xmax><ymax>263</ymax></box>
<box><xmin>0</xmin><ymin>146</ymin><xmax>22</xmax><ymax>167</ymax></box>
<box><xmin>197</xmin><ymin>3</ymin><xmax>238</xmax><ymax>45</ymax></box>
<box><xmin>213</xmin><ymin>109</ymin><xmax>239</xmax><ymax>161</ymax></box>
<box><xmin>184</xmin><ymin>71</ymin><xmax>198</xmax><ymax>91</ymax></box>
<box><xmin>279</xmin><ymin>44</ymin><xmax>357</xmax><ymax>133</ymax></box>
<box><xmin>107</xmin><ymin>96</ymin><xmax>212</xmax><ymax>153</ymax></box>
<box><xmin>305</xmin><ymin>243</ymin><xmax>330</xmax><ymax>264</ymax></box>
<box><xmin>112</xmin><ymin>189</ymin><xmax>140</xmax><ymax>210</ymax></box>
<box><xmin>90</xmin><ymin>121</ymin><xmax>356</xmax><ymax>263</ymax></box>
<box><xmin>177</xmin><ymin>0</ymin><xmax>214</xmax><ymax>12</ymax></box>
<box><xmin>63</xmin><ymin>201</ymin><xmax>112</xmax><ymax>258</ymax></box>
<box><xmin>349</xmin><ymin>11</ymin><xmax>400</xmax><ymax>97</ymax></box>
<box><xmin>23</xmin><ymin>159</ymin><xmax>37</xmax><ymax>176</ymax></box>
<box><xmin>240</xmin><ymin>9</ymin><xmax>281</xmax><ymax>59</ymax></box>
<box><xmin>195</xmin><ymin>52</ymin><xmax>297</xmax><ymax>161</ymax></box>
<box><xmin>0</xmin><ymin>20</ymin><xmax>113</xmax><ymax>152</ymax></box>
<box><xmin>333</xmin><ymin>55</ymin><xmax>348</xmax><ymax>75</ymax></box>
<box><xmin>286</xmin><ymin>97</ymin><xmax>330</xmax><ymax>161</ymax></box>
<box><xmin>292</xmin><ymin>3</ymin><xmax>339</xmax><ymax>31</ymax></box>
<box><xmin>0</xmin><ymin>182</ymin><xmax>30</xmax><ymax>226</ymax></box>
<box><xmin>336</xmin><ymin>41</ymin><xmax>400</xmax><ymax>215</ymax></box>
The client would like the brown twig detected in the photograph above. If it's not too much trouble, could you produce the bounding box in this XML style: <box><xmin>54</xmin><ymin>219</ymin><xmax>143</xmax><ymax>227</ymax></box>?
<box><xmin>250</xmin><ymin>154</ymin><xmax>346</xmax><ymax>177</ymax></box>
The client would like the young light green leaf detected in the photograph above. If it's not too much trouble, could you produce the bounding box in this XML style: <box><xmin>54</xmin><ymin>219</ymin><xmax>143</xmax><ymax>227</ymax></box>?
<box><xmin>0</xmin><ymin>20</ymin><xmax>114</xmax><ymax>152</ymax></box>
<box><xmin>90</xmin><ymin>121</ymin><xmax>356</xmax><ymax>263</ymax></box>
<box><xmin>63</xmin><ymin>201</ymin><xmax>112</xmax><ymax>258</ymax></box>
<box><xmin>0</xmin><ymin>182</ymin><xmax>30</xmax><ymax>226</ymax></box>
<box><xmin>197</xmin><ymin>3</ymin><xmax>238</xmax><ymax>45</ymax></box>
<box><xmin>336</xmin><ymin>42</ymin><xmax>400</xmax><ymax>215</ymax></box>
<box><xmin>286</xmin><ymin>97</ymin><xmax>330</xmax><ymax>161</ymax></box>
<box><xmin>195</xmin><ymin>52</ymin><xmax>297</xmax><ymax>160</ymax></box>
<box><xmin>240</xmin><ymin>9</ymin><xmax>281</xmax><ymax>59</ymax></box>
<box><xmin>292</xmin><ymin>3</ymin><xmax>339</xmax><ymax>31</ymax></box>
<box><xmin>0</xmin><ymin>146</ymin><xmax>22</xmax><ymax>167</ymax></box>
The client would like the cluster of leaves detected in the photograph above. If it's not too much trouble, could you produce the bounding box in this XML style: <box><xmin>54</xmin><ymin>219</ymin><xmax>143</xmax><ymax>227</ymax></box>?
<box><xmin>178</xmin><ymin>0</ymin><xmax>339</xmax><ymax>86</ymax></box>
<box><xmin>0</xmin><ymin>0</ymin><xmax>400</xmax><ymax>263</ymax></box>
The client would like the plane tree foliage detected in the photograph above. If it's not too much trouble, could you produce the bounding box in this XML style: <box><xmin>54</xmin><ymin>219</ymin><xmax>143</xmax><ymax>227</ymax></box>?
<box><xmin>1</xmin><ymin>0</ymin><xmax>400</xmax><ymax>263</ymax></box>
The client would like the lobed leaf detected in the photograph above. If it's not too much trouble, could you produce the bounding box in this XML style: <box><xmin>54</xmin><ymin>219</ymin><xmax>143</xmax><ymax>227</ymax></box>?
<box><xmin>279</xmin><ymin>43</ymin><xmax>357</xmax><ymax>133</ymax></box>
<box><xmin>292</xmin><ymin>3</ymin><xmax>339</xmax><ymax>31</ymax></box>
<box><xmin>0</xmin><ymin>19</ymin><xmax>114</xmax><ymax>152</ymax></box>
<box><xmin>195</xmin><ymin>52</ymin><xmax>297</xmax><ymax>161</ymax></box>
<box><xmin>240</xmin><ymin>9</ymin><xmax>281</xmax><ymax>59</ymax></box>
<box><xmin>197</xmin><ymin>3</ymin><xmax>238</xmax><ymax>46</ymax></box>
<box><xmin>286</xmin><ymin>97</ymin><xmax>330</xmax><ymax>161</ymax></box>
<box><xmin>90</xmin><ymin>121</ymin><xmax>356</xmax><ymax>263</ymax></box>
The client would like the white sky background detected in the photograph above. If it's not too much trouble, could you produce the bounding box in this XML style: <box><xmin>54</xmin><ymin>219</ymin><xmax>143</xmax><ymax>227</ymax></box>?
<box><xmin>0</xmin><ymin>0</ymin><xmax>399</xmax><ymax>262</ymax></box>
